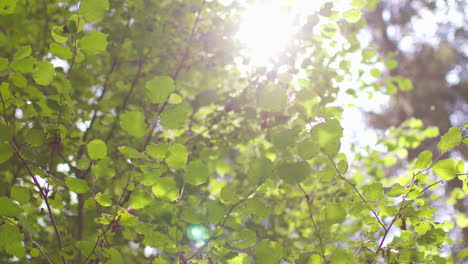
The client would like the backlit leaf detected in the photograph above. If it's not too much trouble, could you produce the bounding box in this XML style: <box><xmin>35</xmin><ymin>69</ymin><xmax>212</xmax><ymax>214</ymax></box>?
<box><xmin>0</xmin><ymin>143</ymin><xmax>13</xmax><ymax>164</ymax></box>
<box><xmin>160</xmin><ymin>102</ymin><xmax>191</xmax><ymax>130</ymax></box>
<box><xmin>65</xmin><ymin>177</ymin><xmax>90</xmax><ymax>193</ymax></box>
<box><xmin>165</xmin><ymin>143</ymin><xmax>188</xmax><ymax>170</ymax></box>
<box><xmin>152</xmin><ymin>178</ymin><xmax>179</xmax><ymax>201</ymax></box>
<box><xmin>255</xmin><ymin>239</ymin><xmax>282</xmax><ymax>264</ymax></box>
<box><xmin>33</xmin><ymin>61</ymin><xmax>55</xmax><ymax>86</ymax></box>
<box><xmin>0</xmin><ymin>197</ymin><xmax>22</xmax><ymax>217</ymax></box>
<box><xmin>95</xmin><ymin>192</ymin><xmax>112</xmax><ymax>207</ymax></box>
<box><xmin>80</xmin><ymin>0</ymin><xmax>109</xmax><ymax>22</ymax></box>
<box><xmin>277</xmin><ymin>161</ymin><xmax>311</xmax><ymax>184</ymax></box>
<box><xmin>433</xmin><ymin>158</ymin><xmax>457</xmax><ymax>181</ymax></box>
<box><xmin>185</xmin><ymin>160</ymin><xmax>209</xmax><ymax>186</ymax></box>
<box><xmin>10</xmin><ymin>186</ymin><xmax>30</xmax><ymax>204</ymax></box>
<box><xmin>0</xmin><ymin>0</ymin><xmax>16</xmax><ymax>15</ymax></box>
<box><xmin>415</xmin><ymin>150</ymin><xmax>432</xmax><ymax>169</ymax></box>
<box><xmin>146</xmin><ymin>143</ymin><xmax>168</xmax><ymax>159</ymax></box>
<box><xmin>145</xmin><ymin>76</ymin><xmax>175</xmax><ymax>104</ymax></box>
<box><xmin>87</xmin><ymin>139</ymin><xmax>107</xmax><ymax>160</ymax></box>
<box><xmin>438</xmin><ymin>127</ymin><xmax>462</xmax><ymax>152</ymax></box>
<box><xmin>120</xmin><ymin>111</ymin><xmax>146</xmax><ymax>137</ymax></box>
<box><xmin>79</xmin><ymin>31</ymin><xmax>108</xmax><ymax>55</ymax></box>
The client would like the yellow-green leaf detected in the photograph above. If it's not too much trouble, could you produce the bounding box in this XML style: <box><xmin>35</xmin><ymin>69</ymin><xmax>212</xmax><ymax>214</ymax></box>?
<box><xmin>438</xmin><ymin>127</ymin><xmax>462</xmax><ymax>152</ymax></box>
<box><xmin>87</xmin><ymin>139</ymin><xmax>107</xmax><ymax>160</ymax></box>
<box><xmin>33</xmin><ymin>61</ymin><xmax>55</xmax><ymax>86</ymax></box>
<box><xmin>65</xmin><ymin>177</ymin><xmax>90</xmax><ymax>193</ymax></box>
<box><xmin>79</xmin><ymin>31</ymin><xmax>108</xmax><ymax>55</ymax></box>
<box><xmin>80</xmin><ymin>0</ymin><xmax>109</xmax><ymax>22</ymax></box>
<box><xmin>165</xmin><ymin>143</ymin><xmax>188</xmax><ymax>170</ymax></box>
<box><xmin>433</xmin><ymin>158</ymin><xmax>457</xmax><ymax>181</ymax></box>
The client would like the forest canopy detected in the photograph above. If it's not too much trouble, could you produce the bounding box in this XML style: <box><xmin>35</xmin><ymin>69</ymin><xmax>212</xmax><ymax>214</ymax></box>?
<box><xmin>0</xmin><ymin>0</ymin><xmax>466</xmax><ymax>263</ymax></box>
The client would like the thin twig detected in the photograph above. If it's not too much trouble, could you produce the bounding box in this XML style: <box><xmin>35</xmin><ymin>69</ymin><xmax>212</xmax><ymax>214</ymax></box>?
<box><xmin>2</xmin><ymin>217</ymin><xmax>55</xmax><ymax>264</ymax></box>
<box><xmin>143</xmin><ymin>0</ymin><xmax>206</xmax><ymax>150</ymax></box>
<box><xmin>327</xmin><ymin>155</ymin><xmax>386</xmax><ymax>230</ymax></box>
<box><xmin>297</xmin><ymin>183</ymin><xmax>329</xmax><ymax>264</ymax></box>
<box><xmin>10</xmin><ymin>141</ymin><xmax>66</xmax><ymax>264</ymax></box>
<box><xmin>372</xmin><ymin>152</ymin><xmax>445</xmax><ymax>263</ymax></box>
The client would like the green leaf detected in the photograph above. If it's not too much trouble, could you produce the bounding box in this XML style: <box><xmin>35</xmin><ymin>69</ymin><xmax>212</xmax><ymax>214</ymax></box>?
<box><xmin>329</xmin><ymin>248</ymin><xmax>354</xmax><ymax>264</ymax></box>
<box><xmin>152</xmin><ymin>178</ymin><xmax>179</xmax><ymax>201</ymax></box>
<box><xmin>433</xmin><ymin>158</ymin><xmax>458</xmax><ymax>181</ymax></box>
<box><xmin>351</xmin><ymin>0</ymin><xmax>366</xmax><ymax>8</ymax></box>
<box><xmin>0</xmin><ymin>0</ymin><xmax>16</xmax><ymax>15</ymax></box>
<box><xmin>0</xmin><ymin>143</ymin><xmax>13</xmax><ymax>164</ymax></box>
<box><xmin>343</xmin><ymin>9</ymin><xmax>362</xmax><ymax>23</ymax></box>
<box><xmin>118</xmin><ymin>146</ymin><xmax>147</xmax><ymax>159</ymax></box>
<box><xmin>95</xmin><ymin>192</ymin><xmax>112</xmax><ymax>207</ymax></box>
<box><xmin>248</xmin><ymin>157</ymin><xmax>273</xmax><ymax>184</ymax></box>
<box><xmin>0</xmin><ymin>57</ymin><xmax>8</xmax><ymax>70</ymax></box>
<box><xmin>320</xmin><ymin>23</ymin><xmax>339</xmax><ymax>38</ymax></box>
<box><xmin>0</xmin><ymin>197</ymin><xmax>22</xmax><ymax>217</ymax></box>
<box><xmin>10</xmin><ymin>57</ymin><xmax>35</xmax><ymax>73</ymax></box>
<box><xmin>80</xmin><ymin>0</ymin><xmax>109</xmax><ymax>22</ymax></box>
<box><xmin>146</xmin><ymin>143</ymin><xmax>168</xmax><ymax>159</ymax></box>
<box><xmin>79</xmin><ymin>31</ymin><xmax>108</xmax><ymax>55</ymax></box>
<box><xmin>387</xmin><ymin>183</ymin><xmax>406</xmax><ymax>197</ymax></box>
<box><xmin>145</xmin><ymin>76</ymin><xmax>175</xmax><ymax>104</ymax></box>
<box><xmin>50</xmin><ymin>43</ymin><xmax>73</xmax><ymax>60</ymax></box>
<box><xmin>87</xmin><ymin>139</ymin><xmax>107</xmax><ymax>160</ymax></box>
<box><xmin>185</xmin><ymin>160</ymin><xmax>209</xmax><ymax>186</ymax></box>
<box><xmin>119</xmin><ymin>210</ymin><xmax>139</xmax><ymax>226</ymax></box>
<box><xmin>10</xmin><ymin>186</ymin><xmax>30</xmax><ymax>204</ymax></box>
<box><xmin>9</xmin><ymin>73</ymin><xmax>27</xmax><ymax>88</ymax></box>
<box><xmin>244</xmin><ymin>198</ymin><xmax>271</xmax><ymax>220</ymax></box>
<box><xmin>104</xmin><ymin>248</ymin><xmax>124</xmax><ymax>264</ymax></box>
<box><xmin>337</xmin><ymin>160</ymin><xmax>348</xmax><ymax>174</ymax></box>
<box><xmin>277</xmin><ymin>161</ymin><xmax>311</xmax><ymax>184</ymax></box>
<box><xmin>130</xmin><ymin>191</ymin><xmax>153</xmax><ymax>209</ymax></box>
<box><xmin>65</xmin><ymin>177</ymin><xmax>90</xmax><ymax>193</ymax></box>
<box><xmin>324</xmin><ymin>203</ymin><xmax>346</xmax><ymax>224</ymax></box>
<box><xmin>160</xmin><ymin>102</ymin><xmax>192</xmax><ymax>130</ymax></box>
<box><xmin>120</xmin><ymin>111</ymin><xmax>146</xmax><ymax>137</ymax></box>
<box><xmin>205</xmin><ymin>200</ymin><xmax>225</xmax><ymax>223</ymax></box>
<box><xmin>255</xmin><ymin>239</ymin><xmax>283</xmax><ymax>264</ymax></box>
<box><xmin>415</xmin><ymin>150</ymin><xmax>432</xmax><ymax>169</ymax></box>
<box><xmin>297</xmin><ymin>139</ymin><xmax>320</xmax><ymax>160</ymax></box>
<box><xmin>362</xmin><ymin>49</ymin><xmax>376</xmax><ymax>61</ymax></box>
<box><xmin>33</xmin><ymin>61</ymin><xmax>55</xmax><ymax>86</ymax></box>
<box><xmin>168</xmin><ymin>93</ymin><xmax>182</xmax><ymax>104</ymax></box>
<box><xmin>76</xmin><ymin>240</ymin><xmax>94</xmax><ymax>257</ymax></box>
<box><xmin>24</xmin><ymin>129</ymin><xmax>45</xmax><ymax>147</ymax></box>
<box><xmin>152</xmin><ymin>257</ymin><xmax>169</xmax><ymax>264</ymax></box>
<box><xmin>228</xmin><ymin>253</ymin><xmax>250</xmax><ymax>264</ymax></box>
<box><xmin>51</xmin><ymin>25</ymin><xmax>68</xmax><ymax>43</ymax></box>
<box><xmin>258</xmin><ymin>86</ymin><xmax>287</xmax><ymax>112</ymax></box>
<box><xmin>0</xmin><ymin>123</ymin><xmax>14</xmax><ymax>141</ymax></box>
<box><xmin>364</xmin><ymin>183</ymin><xmax>384</xmax><ymax>201</ymax></box>
<box><xmin>165</xmin><ymin>143</ymin><xmax>188</xmax><ymax>170</ymax></box>
<box><xmin>232</xmin><ymin>229</ymin><xmax>256</xmax><ymax>249</ymax></box>
<box><xmin>370</xmin><ymin>68</ymin><xmax>381</xmax><ymax>78</ymax></box>
<box><xmin>68</xmin><ymin>14</ymin><xmax>85</xmax><ymax>33</ymax></box>
<box><xmin>438</xmin><ymin>127</ymin><xmax>462</xmax><ymax>152</ymax></box>
<box><xmin>13</xmin><ymin>45</ymin><xmax>31</xmax><ymax>60</ymax></box>
<box><xmin>311</xmin><ymin>119</ymin><xmax>343</xmax><ymax>155</ymax></box>
<box><xmin>92</xmin><ymin>158</ymin><xmax>115</xmax><ymax>178</ymax></box>
<box><xmin>220</xmin><ymin>185</ymin><xmax>239</xmax><ymax>205</ymax></box>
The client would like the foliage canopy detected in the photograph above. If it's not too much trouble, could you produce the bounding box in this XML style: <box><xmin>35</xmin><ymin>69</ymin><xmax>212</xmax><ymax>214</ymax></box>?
<box><xmin>0</xmin><ymin>0</ymin><xmax>466</xmax><ymax>263</ymax></box>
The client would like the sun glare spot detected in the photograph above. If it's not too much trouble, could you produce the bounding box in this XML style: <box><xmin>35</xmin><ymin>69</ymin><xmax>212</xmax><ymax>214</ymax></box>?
<box><xmin>237</xmin><ymin>0</ymin><xmax>327</xmax><ymax>66</ymax></box>
<box><xmin>238</xmin><ymin>3</ymin><xmax>294</xmax><ymax>65</ymax></box>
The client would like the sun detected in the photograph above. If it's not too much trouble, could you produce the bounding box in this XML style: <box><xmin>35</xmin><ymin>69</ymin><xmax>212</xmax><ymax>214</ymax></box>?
<box><xmin>238</xmin><ymin>3</ymin><xmax>294</xmax><ymax>65</ymax></box>
<box><xmin>237</xmin><ymin>0</ymin><xmax>325</xmax><ymax>66</ymax></box>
